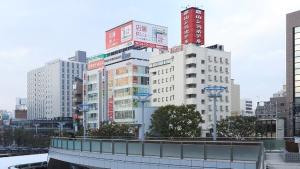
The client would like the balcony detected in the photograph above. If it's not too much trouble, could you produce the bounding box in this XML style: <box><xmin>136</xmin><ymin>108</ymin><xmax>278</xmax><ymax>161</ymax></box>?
<box><xmin>186</xmin><ymin>87</ymin><xmax>197</xmax><ymax>94</ymax></box>
<box><xmin>186</xmin><ymin>57</ymin><xmax>197</xmax><ymax>64</ymax></box>
<box><xmin>186</xmin><ymin>67</ymin><xmax>197</xmax><ymax>74</ymax></box>
<box><xmin>186</xmin><ymin>77</ymin><xmax>197</xmax><ymax>84</ymax></box>
<box><xmin>186</xmin><ymin>97</ymin><xmax>197</xmax><ymax>104</ymax></box>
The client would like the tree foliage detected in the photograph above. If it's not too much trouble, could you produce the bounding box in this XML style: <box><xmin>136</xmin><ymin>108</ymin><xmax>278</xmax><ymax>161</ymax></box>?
<box><xmin>88</xmin><ymin>122</ymin><xmax>135</xmax><ymax>138</ymax></box>
<box><xmin>148</xmin><ymin>105</ymin><xmax>204</xmax><ymax>137</ymax></box>
<box><xmin>216</xmin><ymin>116</ymin><xmax>257</xmax><ymax>138</ymax></box>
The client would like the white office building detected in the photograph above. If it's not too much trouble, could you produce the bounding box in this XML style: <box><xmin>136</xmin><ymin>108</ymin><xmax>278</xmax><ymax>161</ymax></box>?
<box><xmin>84</xmin><ymin>49</ymin><xmax>156</xmax><ymax>129</ymax></box>
<box><xmin>27</xmin><ymin>51</ymin><xmax>86</xmax><ymax>120</ymax></box>
<box><xmin>240</xmin><ymin>98</ymin><xmax>254</xmax><ymax>116</ymax></box>
<box><xmin>149</xmin><ymin>44</ymin><xmax>231</xmax><ymax>135</ymax></box>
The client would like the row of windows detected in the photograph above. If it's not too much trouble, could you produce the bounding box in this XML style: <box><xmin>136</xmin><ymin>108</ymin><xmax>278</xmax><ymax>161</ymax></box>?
<box><xmin>152</xmin><ymin>75</ymin><xmax>175</xmax><ymax>84</ymax></box>
<box><xmin>151</xmin><ymin>66</ymin><xmax>175</xmax><ymax>76</ymax></box>
<box><xmin>208</xmin><ymin>105</ymin><xmax>229</xmax><ymax>112</ymax></box>
<box><xmin>153</xmin><ymin>95</ymin><xmax>175</xmax><ymax>103</ymax></box>
<box><xmin>208</xmin><ymin>65</ymin><xmax>229</xmax><ymax>74</ymax></box>
<box><xmin>115</xmin><ymin>110</ymin><xmax>135</xmax><ymax>119</ymax></box>
<box><xmin>208</xmin><ymin>75</ymin><xmax>229</xmax><ymax>83</ymax></box>
<box><xmin>153</xmin><ymin>85</ymin><xmax>175</xmax><ymax>94</ymax></box>
<box><xmin>208</xmin><ymin>56</ymin><xmax>229</xmax><ymax>64</ymax></box>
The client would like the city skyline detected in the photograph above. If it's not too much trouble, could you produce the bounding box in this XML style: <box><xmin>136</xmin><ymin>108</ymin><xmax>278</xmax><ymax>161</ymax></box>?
<box><xmin>1</xmin><ymin>0</ymin><xmax>299</xmax><ymax>110</ymax></box>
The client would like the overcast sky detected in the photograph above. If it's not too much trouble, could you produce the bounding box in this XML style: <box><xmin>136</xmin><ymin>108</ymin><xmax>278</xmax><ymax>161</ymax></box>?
<box><xmin>0</xmin><ymin>0</ymin><xmax>300</xmax><ymax>111</ymax></box>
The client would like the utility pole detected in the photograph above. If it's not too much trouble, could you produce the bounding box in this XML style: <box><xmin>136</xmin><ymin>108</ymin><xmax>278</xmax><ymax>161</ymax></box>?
<box><xmin>34</xmin><ymin>123</ymin><xmax>39</xmax><ymax>135</ymax></box>
<box><xmin>204</xmin><ymin>86</ymin><xmax>227</xmax><ymax>141</ymax></box>
<box><xmin>135</xmin><ymin>93</ymin><xmax>152</xmax><ymax>141</ymax></box>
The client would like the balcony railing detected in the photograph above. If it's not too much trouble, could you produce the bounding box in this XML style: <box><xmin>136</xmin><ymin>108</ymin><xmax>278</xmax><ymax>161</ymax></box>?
<box><xmin>50</xmin><ymin>137</ymin><xmax>264</xmax><ymax>168</ymax></box>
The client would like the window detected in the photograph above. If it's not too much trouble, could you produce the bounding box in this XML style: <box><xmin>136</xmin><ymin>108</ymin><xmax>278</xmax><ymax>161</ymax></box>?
<box><xmin>186</xmin><ymin>63</ymin><xmax>196</xmax><ymax>68</ymax></box>
<box><xmin>201</xmin><ymin>69</ymin><xmax>205</xmax><ymax>74</ymax></box>
<box><xmin>186</xmin><ymin>84</ymin><xmax>197</xmax><ymax>88</ymax></box>
<box><xmin>186</xmin><ymin>94</ymin><xmax>196</xmax><ymax>98</ymax></box>
<box><xmin>152</xmin><ymin>72</ymin><xmax>157</xmax><ymax>76</ymax></box>
<box><xmin>214</xmin><ymin>66</ymin><xmax>218</xmax><ymax>72</ymax></box>
<box><xmin>153</xmin><ymin>80</ymin><xmax>157</xmax><ymax>84</ymax></box>
<box><xmin>220</xmin><ymin>76</ymin><xmax>223</xmax><ymax>82</ymax></box>
<box><xmin>186</xmin><ymin>73</ymin><xmax>196</xmax><ymax>78</ymax></box>
<box><xmin>201</xmin><ymin>60</ymin><xmax>205</xmax><ymax>64</ymax></box>
<box><xmin>220</xmin><ymin>66</ymin><xmax>223</xmax><ymax>72</ymax></box>
<box><xmin>201</xmin><ymin>99</ymin><xmax>205</xmax><ymax>104</ymax></box>
<box><xmin>153</xmin><ymin>89</ymin><xmax>157</xmax><ymax>93</ymax></box>
<box><xmin>214</xmin><ymin>76</ymin><xmax>217</xmax><ymax>82</ymax></box>
<box><xmin>201</xmin><ymin>110</ymin><xmax>205</xmax><ymax>114</ymax></box>
<box><xmin>186</xmin><ymin>53</ymin><xmax>196</xmax><ymax>58</ymax></box>
<box><xmin>220</xmin><ymin>58</ymin><xmax>223</xmax><ymax>63</ymax></box>
<box><xmin>214</xmin><ymin>57</ymin><xmax>217</xmax><ymax>63</ymax></box>
<box><xmin>208</xmin><ymin>75</ymin><xmax>212</xmax><ymax>81</ymax></box>
<box><xmin>225</xmin><ymin>76</ymin><xmax>229</xmax><ymax>83</ymax></box>
<box><xmin>201</xmin><ymin>79</ymin><xmax>205</xmax><ymax>84</ymax></box>
<box><xmin>208</xmin><ymin>65</ymin><xmax>212</xmax><ymax>72</ymax></box>
<box><xmin>225</xmin><ymin>58</ymin><xmax>229</xmax><ymax>64</ymax></box>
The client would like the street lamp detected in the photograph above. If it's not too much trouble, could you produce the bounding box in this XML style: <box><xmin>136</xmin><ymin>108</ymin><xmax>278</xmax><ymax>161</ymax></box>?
<box><xmin>57</xmin><ymin>122</ymin><xmax>66</xmax><ymax>137</ymax></box>
<box><xmin>204</xmin><ymin>86</ymin><xmax>227</xmax><ymax>141</ymax></box>
<box><xmin>135</xmin><ymin>92</ymin><xmax>152</xmax><ymax>141</ymax></box>
<box><xmin>33</xmin><ymin>123</ymin><xmax>40</xmax><ymax>135</ymax></box>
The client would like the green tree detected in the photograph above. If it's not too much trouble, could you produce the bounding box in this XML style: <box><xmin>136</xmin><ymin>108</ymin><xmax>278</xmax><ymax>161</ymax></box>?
<box><xmin>149</xmin><ymin>105</ymin><xmax>204</xmax><ymax>137</ymax></box>
<box><xmin>88</xmin><ymin>122</ymin><xmax>135</xmax><ymax>138</ymax></box>
<box><xmin>216</xmin><ymin>116</ymin><xmax>257</xmax><ymax>138</ymax></box>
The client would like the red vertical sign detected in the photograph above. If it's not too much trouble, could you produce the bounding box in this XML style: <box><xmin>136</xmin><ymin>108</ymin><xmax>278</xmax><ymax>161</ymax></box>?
<box><xmin>181</xmin><ymin>7</ymin><xmax>205</xmax><ymax>45</ymax></box>
<box><xmin>108</xmin><ymin>97</ymin><xmax>114</xmax><ymax>121</ymax></box>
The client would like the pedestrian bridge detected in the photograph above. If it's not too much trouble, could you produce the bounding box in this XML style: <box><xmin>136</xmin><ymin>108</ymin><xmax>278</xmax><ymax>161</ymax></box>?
<box><xmin>49</xmin><ymin>137</ymin><xmax>264</xmax><ymax>169</ymax></box>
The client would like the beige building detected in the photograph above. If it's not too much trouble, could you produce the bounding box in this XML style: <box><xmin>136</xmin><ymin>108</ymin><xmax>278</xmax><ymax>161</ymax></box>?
<box><xmin>230</xmin><ymin>79</ymin><xmax>240</xmax><ymax>116</ymax></box>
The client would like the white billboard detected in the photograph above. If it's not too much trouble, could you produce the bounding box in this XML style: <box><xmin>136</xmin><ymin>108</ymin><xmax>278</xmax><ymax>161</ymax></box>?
<box><xmin>132</xmin><ymin>21</ymin><xmax>168</xmax><ymax>49</ymax></box>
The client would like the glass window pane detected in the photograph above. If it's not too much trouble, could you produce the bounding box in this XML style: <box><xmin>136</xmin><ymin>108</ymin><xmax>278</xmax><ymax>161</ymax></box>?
<box><xmin>295</xmin><ymin>27</ymin><xmax>300</xmax><ymax>33</ymax></box>
<box><xmin>296</xmin><ymin>38</ymin><xmax>300</xmax><ymax>45</ymax></box>
<box><xmin>295</xmin><ymin>92</ymin><xmax>300</xmax><ymax>97</ymax></box>
<box><xmin>295</xmin><ymin>81</ymin><xmax>300</xmax><ymax>87</ymax></box>
<box><xmin>295</xmin><ymin>63</ymin><xmax>300</xmax><ymax>69</ymax></box>
<box><xmin>296</xmin><ymin>51</ymin><xmax>300</xmax><ymax>57</ymax></box>
<box><xmin>295</xmin><ymin>69</ymin><xmax>300</xmax><ymax>75</ymax></box>
<box><xmin>295</xmin><ymin>75</ymin><xmax>300</xmax><ymax>81</ymax></box>
<box><xmin>295</xmin><ymin>87</ymin><xmax>300</xmax><ymax>93</ymax></box>
<box><xmin>296</xmin><ymin>57</ymin><xmax>300</xmax><ymax>63</ymax></box>
<box><xmin>295</xmin><ymin>45</ymin><xmax>300</xmax><ymax>51</ymax></box>
<box><xmin>295</xmin><ymin>33</ymin><xmax>300</xmax><ymax>39</ymax></box>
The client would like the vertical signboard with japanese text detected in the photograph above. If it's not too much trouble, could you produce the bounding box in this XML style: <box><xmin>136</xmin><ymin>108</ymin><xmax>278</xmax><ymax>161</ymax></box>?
<box><xmin>181</xmin><ymin>7</ymin><xmax>205</xmax><ymax>45</ymax></box>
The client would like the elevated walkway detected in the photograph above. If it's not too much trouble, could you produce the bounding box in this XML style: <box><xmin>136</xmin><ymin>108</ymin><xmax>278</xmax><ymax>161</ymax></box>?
<box><xmin>49</xmin><ymin>137</ymin><xmax>264</xmax><ymax>169</ymax></box>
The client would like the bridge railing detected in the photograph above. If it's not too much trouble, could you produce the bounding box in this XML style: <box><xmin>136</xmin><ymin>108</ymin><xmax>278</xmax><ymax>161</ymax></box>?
<box><xmin>51</xmin><ymin>137</ymin><xmax>263</xmax><ymax>167</ymax></box>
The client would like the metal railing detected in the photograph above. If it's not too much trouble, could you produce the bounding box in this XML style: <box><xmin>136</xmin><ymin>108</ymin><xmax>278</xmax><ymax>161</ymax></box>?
<box><xmin>50</xmin><ymin>137</ymin><xmax>263</xmax><ymax>167</ymax></box>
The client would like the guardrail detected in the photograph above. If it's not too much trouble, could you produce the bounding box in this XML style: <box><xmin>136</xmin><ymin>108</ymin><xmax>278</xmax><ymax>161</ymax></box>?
<box><xmin>51</xmin><ymin>137</ymin><xmax>264</xmax><ymax>168</ymax></box>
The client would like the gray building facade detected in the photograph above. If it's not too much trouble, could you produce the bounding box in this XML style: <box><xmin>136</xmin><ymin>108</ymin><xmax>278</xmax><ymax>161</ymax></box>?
<box><xmin>286</xmin><ymin>11</ymin><xmax>300</xmax><ymax>136</ymax></box>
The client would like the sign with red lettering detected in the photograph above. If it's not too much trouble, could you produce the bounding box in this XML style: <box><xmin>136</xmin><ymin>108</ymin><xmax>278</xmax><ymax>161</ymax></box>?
<box><xmin>87</xmin><ymin>59</ymin><xmax>104</xmax><ymax>71</ymax></box>
<box><xmin>108</xmin><ymin>97</ymin><xmax>114</xmax><ymax>121</ymax></box>
<box><xmin>181</xmin><ymin>7</ymin><xmax>205</xmax><ymax>45</ymax></box>
<box><xmin>105</xmin><ymin>20</ymin><xmax>168</xmax><ymax>50</ymax></box>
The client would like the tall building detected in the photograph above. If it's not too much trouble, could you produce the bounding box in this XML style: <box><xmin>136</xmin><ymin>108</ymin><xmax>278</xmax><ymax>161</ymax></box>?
<box><xmin>83</xmin><ymin>20</ymin><xmax>167</xmax><ymax>129</ymax></box>
<box><xmin>72</xmin><ymin>77</ymin><xmax>84</xmax><ymax>131</ymax></box>
<box><xmin>286</xmin><ymin>10</ymin><xmax>300</xmax><ymax>136</ymax></box>
<box><xmin>15</xmin><ymin>98</ymin><xmax>27</xmax><ymax>120</ymax></box>
<box><xmin>240</xmin><ymin>99</ymin><xmax>254</xmax><ymax>116</ymax></box>
<box><xmin>27</xmin><ymin>51</ymin><xmax>86</xmax><ymax>120</ymax></box>
<box><xmin>84</xmin><ymin>54</ymin><xmax>106</xmax><ymax>129</ymax></box>
<box><xmin>181</xmin><ymin>7</ymin><xmax>205</xmax><ymax>45</ymax></box>
<box><xmin>149</xmin><ymin>44</ymin><xmax>231</xmax><ymax>135</ymax></box>
<box><xmin>230</xmin><ymin>79</ymin><xmax>240</xmax><ymax>116</ymax></box>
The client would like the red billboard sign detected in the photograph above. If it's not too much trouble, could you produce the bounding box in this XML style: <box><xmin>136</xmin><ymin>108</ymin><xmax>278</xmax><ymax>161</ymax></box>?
<box><xmin>181</xmin><ymin>7</ymin><xmax>205</xmax><ymax>45</ymax></box>
<box><xmin>87</xmin><ymin>59</ymin><xmax>104</xmax><ymax>71</ymax></box>
<box><xmin>108</xmin><ymin>97</ymin><xmax>114</xmax><ymax>121</ymax></box>
<box><xmin>105</xmin><ymin>20</ymin><xmax>168</xmax><ymax>50</ymax></box>
<box><xmin>105</xmin><ymin>21</ymin><xmax>133</xmax><ymax>50</ymax></box>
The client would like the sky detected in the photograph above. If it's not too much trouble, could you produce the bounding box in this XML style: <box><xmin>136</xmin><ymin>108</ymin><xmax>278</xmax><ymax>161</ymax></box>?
<box><xmin>0</xmin><ymin>0</ymin><xmax>300</xmax><ymax>111</ymax></box>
